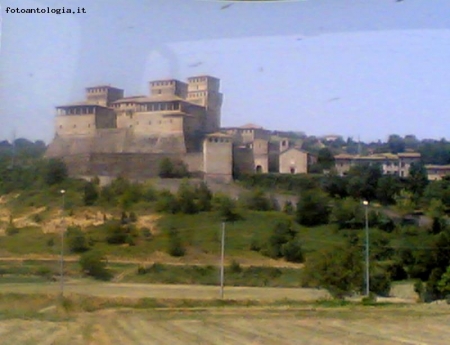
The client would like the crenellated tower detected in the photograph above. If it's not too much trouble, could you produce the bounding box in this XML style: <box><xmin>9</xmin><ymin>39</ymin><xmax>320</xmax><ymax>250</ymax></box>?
<box><xmin>187</xmin><ymin>76</ymin><xmax>223</xmax><ymax>132</ymax></box>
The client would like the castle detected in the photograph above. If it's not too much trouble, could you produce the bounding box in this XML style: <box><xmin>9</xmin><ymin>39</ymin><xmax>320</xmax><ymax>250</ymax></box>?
<box><xmin>46</xmin><ymin>75</ymin><xmax>316</xmax><ymax>181</ymax></box>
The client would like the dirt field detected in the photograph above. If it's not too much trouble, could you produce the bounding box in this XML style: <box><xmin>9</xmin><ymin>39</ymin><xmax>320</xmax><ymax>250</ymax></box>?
<box><xmin>1</xmin><ymin>306</ymin><xmax>449</xmax><ymax>344</ymax></box>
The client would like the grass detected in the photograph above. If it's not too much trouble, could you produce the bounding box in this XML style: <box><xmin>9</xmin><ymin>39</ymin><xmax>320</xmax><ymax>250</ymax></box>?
<box><xmin>124</xmin><ymin>262</ymin><xmax>303</xmax><ymax>287</ymax></box>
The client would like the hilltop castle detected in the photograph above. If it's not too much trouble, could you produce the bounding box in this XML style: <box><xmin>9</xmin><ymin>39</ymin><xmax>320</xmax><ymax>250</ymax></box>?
<box><xmin>46</xmin><ymin>76</ymin><xmax>315</xmax><ymax>181</ymax></box>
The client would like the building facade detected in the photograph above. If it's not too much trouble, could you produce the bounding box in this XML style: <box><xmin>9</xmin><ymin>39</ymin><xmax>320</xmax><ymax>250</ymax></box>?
<box><xmin>334</xmin><ymin>152</ymin><xmax>421</xmax><ymax>177</ymax></box>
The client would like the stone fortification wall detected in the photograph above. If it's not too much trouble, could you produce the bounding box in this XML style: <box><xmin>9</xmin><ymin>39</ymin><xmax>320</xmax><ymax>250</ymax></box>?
<box><xmin>61</xmin><ymin>152</ymin><xmax>203</xmax><ymax>180</ymax></box>
<box><xmin>46</xmin><ymin>129</ymin><xmax>188</xmax><ymax>158</ymax></box>
<box><xmin>233</xmin><ymin>146</ymin><xmax>254</xmax><ymax>175</ymax></box>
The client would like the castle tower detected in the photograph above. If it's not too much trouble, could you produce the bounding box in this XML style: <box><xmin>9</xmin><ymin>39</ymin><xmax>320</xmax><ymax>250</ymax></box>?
<box><xmin>149</xmin><ymin>79</ymin><xmax>188</xmax><ymax>98</ymax></box>
<box><xmin>86</xmin><ymin>86</ymin><xmax>124</xmax><ymax>107</ymax></box>
<box><xmin>187</xmin><ymin>76</ymin><xmax>223</xmax><ymax>133</ymax></box>
<box><xmin>203</xmin><ymin>132</ymin><xmax>232</xmax><ymax>183</ymax></box>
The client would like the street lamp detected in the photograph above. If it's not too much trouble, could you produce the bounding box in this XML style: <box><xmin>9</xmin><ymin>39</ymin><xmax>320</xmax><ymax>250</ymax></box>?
<box><xmin>60</xmin><ymin>189</ymin><xmax>66</xmax><ymax>298</ymax></box>
<box><xmin>363</xmin><ymin>200</ymin><xmax>370</xmax><ymax>296</ymax></box>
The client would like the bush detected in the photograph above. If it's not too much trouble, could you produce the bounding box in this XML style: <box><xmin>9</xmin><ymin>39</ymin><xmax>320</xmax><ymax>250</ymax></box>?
<box><xmin>296</xmin><ymin>190</ymin><xmax>331</xmax><ymax>226</ymax></box>
<box><xmin>155</xmin><ymin>190</ymin><xmax>179</xmax><ymax>214</ymax></box>
<box><xmin>66</xmin><ymin>226</ymin><xmax>89</xmax><ymax>253</ymax></box>
<box><xmin>158</xmin><ymin>157</ymin><xmax>190</xmax><ymax>178</ymax></box>
<box><xmin>32</xmin><ymin>213</ymin><xmax>43</xmax><ymax>223</ymax></box>
<box><xmin>167</xmin><ymin>227</ymin><xmax>186</xmax><ymax>257</ymax></box>
<box><xmin>105</xmin><ymin>221</ymin><xmax>128</xmax><ymax>244</ymax></box>
<box><xmin>79</xmin><ymin>250</ymin><xmax>111</xmax><ymax>280</ymax></box>
<box><xmin>229</xmin><ymin>260</ymin><xmax>242</xmax><ymax>274</ymax></box>
<box><xmin>213</xmin><ymin>194</ymin><xmax>242</xmax><ymax>222</ymax></box>
<box><xmin>280</xmin><ymin>240</ymin><xmax>304</xmax><ymax>263</ymax></box>
<box><xmin>44</xmin><ymin>158</ymin><xmax>68</xmax><ymax>185</ymax></box>
<box><xmin>5</xmin><ymin>225</ymin><xmax>19</xmax><ymax>236</ymax></box>
<box><xmin>141</xmin><ymin>227</ymin><xmax>153</xmax><ymax>241</ymax></box>
<box><xmin>83</xmin><ymin>181</ymin><xmax>98</xmax><ymax>206</ymax></box>
<box><xmin>265</xmin><ymin>220</ymin><xmax>296</xmax><ymax>259</ymax></box>
<box><xmin>177</xmin><ymin>181</ymin><xmax>198</xmax><ymax>214</ymax></box>
<box><xmin>239</xmin><ymin>189</ymin><xmax>273</xmax><ymax>211</ymax></box>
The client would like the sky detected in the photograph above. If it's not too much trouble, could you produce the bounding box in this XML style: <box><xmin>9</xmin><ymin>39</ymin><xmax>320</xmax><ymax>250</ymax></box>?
<box><xmin>0</xmin><ymin>0</ymin><xmax>450</xmax><ymax>143</ymax></box>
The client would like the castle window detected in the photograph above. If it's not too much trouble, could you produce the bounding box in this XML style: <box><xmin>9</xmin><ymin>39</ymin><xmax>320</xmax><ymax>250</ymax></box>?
<box><xmin>209</xmin><ymin>138</ymin><xmax>213</xmax><ymax>142</ymax></box>
<box><xmin>59</xmin><ymin>125</ymin><xmax>63</xmax><ymax>129</ymax></box>
<box><xmin>149</xmin><ymin>121</ymin><xmax>152</xmax><ymax>125</ymax></box>
<box><xmin>159</xmin><ymin>121</ymin><xmax>161</xmax><ymax>124</ymax></box>
<box><xmin>214</xmin><ymin>138</ymin><xmax>218</xmax><ymax>143</ymax></box>
<box><xmin>88</xmin><ymin>124</ymin><xmax>91</xmax><ymax>128</ymax></box>
<box><xmin>130</xmin><ymin>125</ymin><xmax>133</xmax><ymax>128</ymax></box>
<box><xmin>73</xmin><ymin>125</ymin><xmax>76</xmax><ymax>128</ymax></box>
<box><xmin>136</xmin><ymin>122</ymin><xmax>139</xmax><ymax>125</ymax></box>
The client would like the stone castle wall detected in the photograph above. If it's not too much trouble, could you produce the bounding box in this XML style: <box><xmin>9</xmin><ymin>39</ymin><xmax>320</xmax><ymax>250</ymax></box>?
<box><xmin>62</xmin><ymin>152</ymin><xmax>204</xmax><ymax>180</ymax></box>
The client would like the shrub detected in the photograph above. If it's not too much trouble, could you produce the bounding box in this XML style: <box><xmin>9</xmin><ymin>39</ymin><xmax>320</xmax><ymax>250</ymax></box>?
<box><xmin>158</xmin><ymin>158</ymin><xmax>190</xmax><ymax>178</ymax></box>
<box><xmin>83</xmin><ymin>181</ymin><xmax>98</xmax><ymax>206</ymax></box>
<box><xmin>213</xmin><ymin>194</ymin><xmax>242</xmax><ymax>222</ymax></box>
<box><xmin>32</xmin><ymin>213</ymin><xmax>43</xmax><ymax>223</ymax></box>
<box><xmin>167</xmin><ymin>227</ymin><xmax>186</xmax><ymax>257</ymax></box>
<box><xmin>141</xmin><ymin>227</ymin><xmax>153</xmax><ymax>241</ymax></box>
<box><xmin>177</xmin><ymin>181</ymin><xmax>198</xmax><ymax>214</ymax></box>
<box><xmin>105</xmin><ymin>221</ymin><xmax>128</xmax><ymax>244</ymax></box>
<box><xmin>44</xmin><ymin>158</ymin><xmax>68</xmax><ymax>185</ymax></box>
<box><xmin>229</xmin><ymin>260</ymin><xmax>242</xmax><ymax>274</ymax></box>
<box><xmin>66</xmin><ymin>226</ymin><xmax>89</xmax><ymax>253</ymax></box>
<box><xmin>5</xmin><ymin>225</ymin><xmax>19</xmax><ymax>236</ymax></box>
<box><xmin>79</xmin><ymin>250</ymin><xmax>111</xmax><ymax>281</ymax></box>
<box><xmin>296</xmin><ymin>190</ymin><xmax>331</xmax><ymax>226</ymax></box>
<box><xmin>239</xmin><ymin>189</ymin><xmax>273</xmax><ymax>211</ymax></box>
<box><xmin>155</xmin><ymin>190</ymin><xmax>179</xmax><ymax>214</ymax></box>
<box><xmin>265</xmin><ymin>220</ymin><xmax>296</xmax><ymax>259</ymax></box>
<box><xmin>280</xmin><ymin>240</ymin><xmax>304</xmax><ymax>263</ymax></box>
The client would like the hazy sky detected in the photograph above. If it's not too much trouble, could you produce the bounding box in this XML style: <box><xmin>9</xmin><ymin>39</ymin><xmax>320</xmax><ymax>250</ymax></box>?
<box><xmin>1</xmin><ymin>0</ymin><xmax>449</xmax><ymax>143</ymax></box>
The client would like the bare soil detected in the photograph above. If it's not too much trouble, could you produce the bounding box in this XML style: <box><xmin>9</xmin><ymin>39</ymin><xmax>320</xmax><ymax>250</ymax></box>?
<box><xmin>1</xmin><ymin>305</ymin><xmax>449</xmax><ymax>344</ymax></box>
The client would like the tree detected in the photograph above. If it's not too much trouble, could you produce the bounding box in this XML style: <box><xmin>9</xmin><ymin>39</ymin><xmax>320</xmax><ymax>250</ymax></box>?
<box><xmin>302</xmin><ymin>244</ymin><xmax>363</xmax><ymax>298</ymax></box>
<box><xmin>321</xmin><ymin>173</ymin><xmax>348</xmax><ymax>199</ymax></box>
<box><xmin>79</xmin><ymin>250</ymin><xmax>111</xmax><ymax>280</ymax></box>
<box><xmin>83</xmin><ymin>181</ymin><xmax>98</xmax><ymax>206</ymax></box>
<box><xmin>438</xmin><ymin>265</ymin><xmax>450</xmax><ymax>297</ymax></box>
<box><xmin>317</xmin><ymin>147</ymin><xmax>335</xmax><ymax>170</ymax></box>
<box><xmin>330</xmin><ymin>198</ymin><xmax>364</xmax><ymax>230</ymax></box>
<box><xmin>387</xmin><ymin>134</ymin><xmax>405</xmax><ymax>154</ymax></box>
<box><xmin>407</xmin><ymin>162</ymin><xmax>428</xmax><ymax>199</ymax></box>
<box><xmin>346</xmin><ymin>164</ymin><xmax>382</xmax><ymax>201</ymax></box>
<box><xmin>44</xmin><ymin>158</ymin><xmax>68</xmax><ymax>185</ymax></box>
<box><xmin>376</xmin><ymin>175</ymin><xmax>402</xmax><ymax>205</ymax></box>
<box><xmin>296</xmin><ymin>190</ymin><xmax>331</xmax><ymax>226</ymax></box>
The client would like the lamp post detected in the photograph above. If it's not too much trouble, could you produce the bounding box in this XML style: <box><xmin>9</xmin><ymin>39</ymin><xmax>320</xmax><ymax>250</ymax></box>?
<box><xmin>363</xmin><ymin>200</ymin><xmax>370</xmax><ymax>296</ymax></box>
<box><xmin>60</xmin><ymin>189</ymin><xmax>66</xmax><ymax>298</ymax></box>
<box><xmin>219</xmin><ymin>222</ymin><xmax>225</xmax><ymax>299</ymax></box>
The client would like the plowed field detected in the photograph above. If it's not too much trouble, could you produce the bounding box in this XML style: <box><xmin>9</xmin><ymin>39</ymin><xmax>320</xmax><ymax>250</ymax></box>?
<box><xmin>1</xmin><ymin>306</ymin><xmax>449</xmax><ymax>345</ymax></box>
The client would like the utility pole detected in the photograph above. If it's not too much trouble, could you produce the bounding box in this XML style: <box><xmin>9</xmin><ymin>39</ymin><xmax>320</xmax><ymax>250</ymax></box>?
<box><xmin>60</xmin><ymin>189</ymin><xmax>66</xmax><ymax>299</ymax></box>
<box><xmin>219</xmin><ymin>222</ymin><xmax>225</xmax><ymax>299</ymax></box>
<box><xmin>363</xmin><ymin>200</ymin><xmax>370</xmax><ymax>296</ymax></box>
